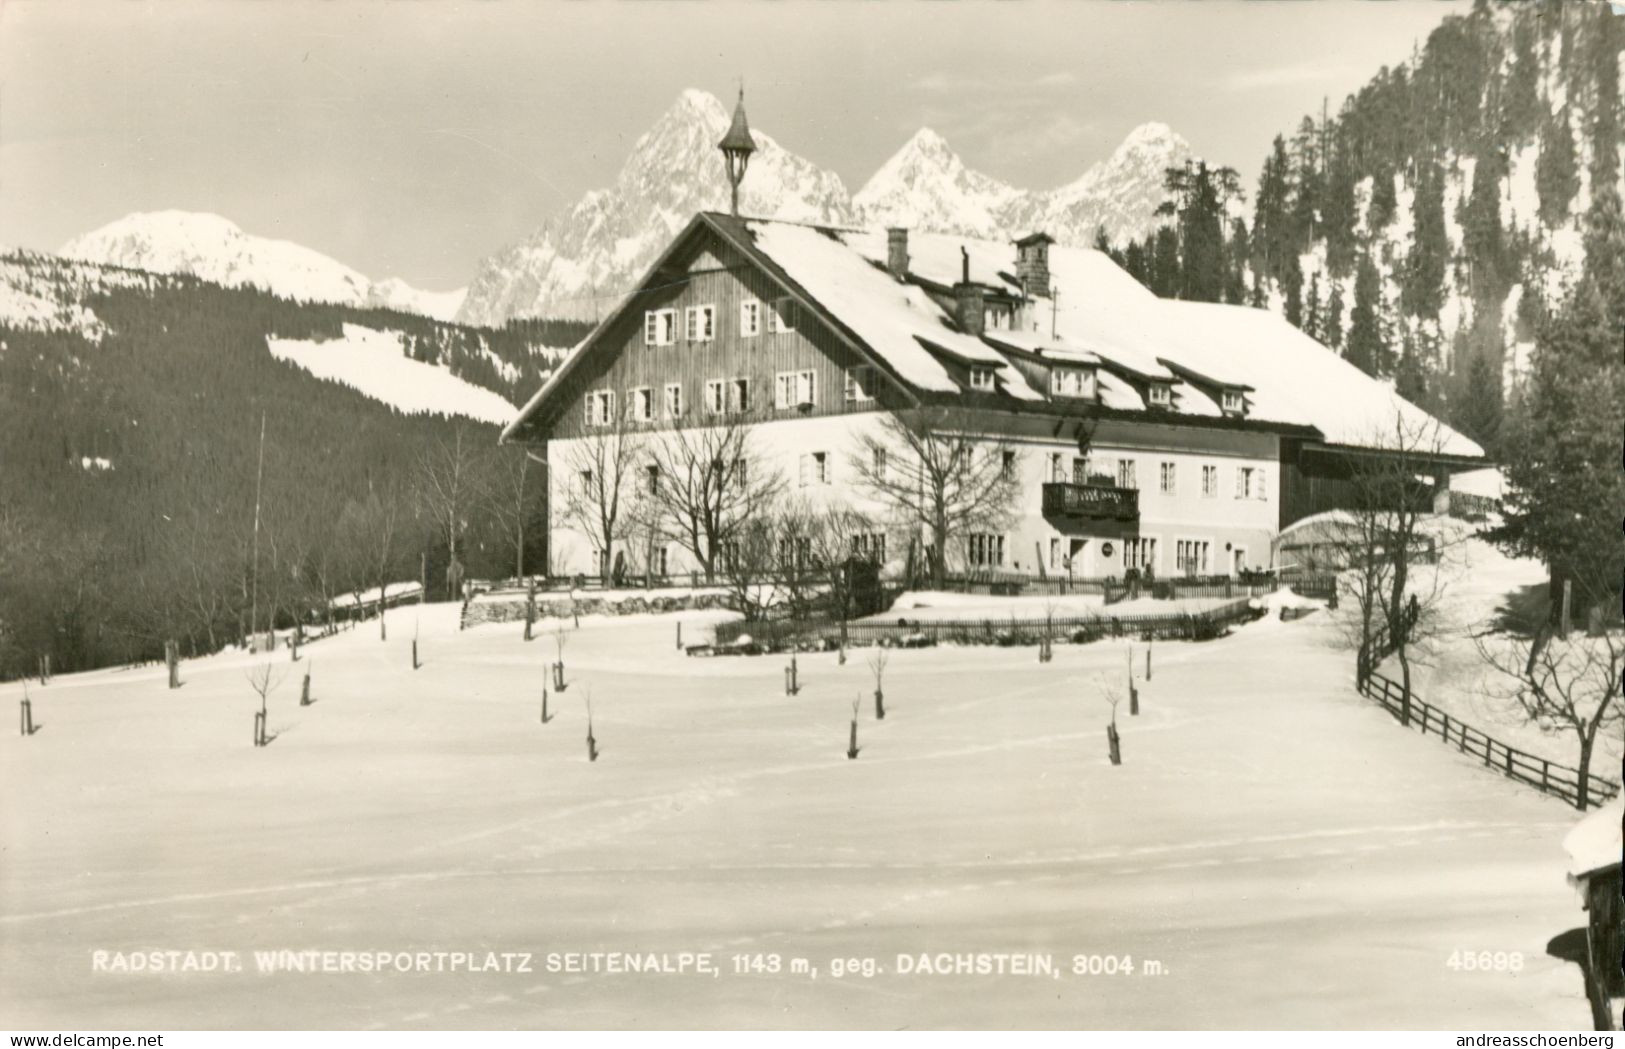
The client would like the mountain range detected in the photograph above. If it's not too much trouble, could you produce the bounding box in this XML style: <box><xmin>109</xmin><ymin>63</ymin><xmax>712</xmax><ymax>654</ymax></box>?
<box><xmin>45</xmin><ymin>91</ymin><xmax>1191</xmax><ymax>328</ymax></box>
<box><xmin>457</xmin><ymin>92</ymin><xmax>1193</xmax><ymax>325</ymax></box>
<box><xmin>59</xmin><ymin>211</ymin><xmax>467</xmax><ymax>322</ymax></box>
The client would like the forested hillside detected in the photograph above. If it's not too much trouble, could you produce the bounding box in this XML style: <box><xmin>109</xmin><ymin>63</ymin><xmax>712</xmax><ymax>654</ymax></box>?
<box><xmin>1106</xmin><ymin>0</ymin><xmax>1622</xmax><ymax>455</ymax></box>
<box><xmin>0</xmin><ymin>254</ymin><xmax>591</xmax><ymax>679</ymax></box>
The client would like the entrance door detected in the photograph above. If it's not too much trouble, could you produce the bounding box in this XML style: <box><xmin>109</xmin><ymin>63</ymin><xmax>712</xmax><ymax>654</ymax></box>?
<box><xmin>1068</xmin><ymin>538</ymin><xmax>1088</xmax><ymax>577</ymax></box>
<box><xmin>1232</xmin><ymin>546</ymin><xmax>1247</xmax><ymax>577</ymax></box>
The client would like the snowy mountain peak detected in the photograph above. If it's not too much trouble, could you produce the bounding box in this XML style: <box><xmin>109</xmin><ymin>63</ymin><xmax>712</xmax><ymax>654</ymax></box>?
<box><xmin>59</xmin><ymin>210</ymin><xmax>461</xmax><ymax>320</ymax></box>
<box><xmin>456</xmin><ymin>90</ymin><xmax>854</xmax><ymax>325</ymax></box>
<box><xmin>854</xmin><ymin>128</ymin><xmax>1020</xmax><ymax>239</ymax></box>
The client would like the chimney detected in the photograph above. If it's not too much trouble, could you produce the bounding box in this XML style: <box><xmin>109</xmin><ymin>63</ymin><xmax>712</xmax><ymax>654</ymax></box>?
<box><xmin>886</xmin><ymin>227</ymin><xmax>909</xmax><ymax>280</ymax></box>
<box><xmin>1015</xmin><ymin>232</ymin><xmax>1054</xmax><ymax>298</ymax></box>
<box><xmin>954</xmin><ymin>247</ymin><xmax>985</xmax><ymax>337</ymax></box>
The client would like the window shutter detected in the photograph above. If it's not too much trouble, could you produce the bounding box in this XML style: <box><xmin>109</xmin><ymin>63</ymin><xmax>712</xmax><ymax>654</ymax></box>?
<box><xmin>644</xmin><ymin>312</ymin><xmax>655</xmax><ymax>346</ymax></box>
<box><xmin>1235</xmin><ymin>469</ymin><xmax>1245</xmax><ymax>498</ymax></box>
<box><xmin>798</xmin><ymin>453</ymin><xmax>809</xmax><ymax>487</ymax></box>
<box><xmin>1256</xmin><ymin>468</ymin><xmax>1267</xmax><ymax>499</ymax></box>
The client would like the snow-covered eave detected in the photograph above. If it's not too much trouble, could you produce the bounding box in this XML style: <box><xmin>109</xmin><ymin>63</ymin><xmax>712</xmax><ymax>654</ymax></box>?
<box><xmin>1309</xmin><ymin>439</ymin><xmax>1490</xmax><ymax>470</ymax></box>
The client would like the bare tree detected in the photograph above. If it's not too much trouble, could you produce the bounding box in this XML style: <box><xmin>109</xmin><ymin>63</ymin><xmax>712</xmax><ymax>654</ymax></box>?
<box><xmin>716</xmin><ymin>515</ymin><xmax>782</xmax><ymax>623</ymax></box>
<box><xmin>849</xmin><ymin>408</ymin><xmax>1020</xmax><ymax>588</ymax></box>
<box><xmin>1331</xmin><ymin>414</ymin><xmax>1460</xmax><ymax>721</ymax></box>
<box><xmin>644</xmin><ymin>420</ymin><xmax>786</xmax><ymax>581</ymax></box>
<box><xmin>486</xmin><ymin>448</ymin><xmax>544</xmax><ymax>582</ymax></box>
<box><xmin>556</xmin><ymin>419</ymin><xmax>641</xmax><ymax>582</ymax></box>
<box><xmin>246</xmin><ymin>661</ymin><xmax>286</xmax><ymax>721</ymax></box>
<box><xmin>1479</xmin><ymin>624</ymin><xmax>1624</xmax><ymax>810</ymax></box>
<box><xmin>417</xmin><ymin>426</ymin><xmax>488</xmax><ymax>598</ymax></box>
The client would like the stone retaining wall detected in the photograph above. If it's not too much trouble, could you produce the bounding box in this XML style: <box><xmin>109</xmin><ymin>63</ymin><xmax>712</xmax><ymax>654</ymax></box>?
<box><xmin>460</xmin><ymin>589</ymin><xmax>733</xmax><ymax>629</ymax></box>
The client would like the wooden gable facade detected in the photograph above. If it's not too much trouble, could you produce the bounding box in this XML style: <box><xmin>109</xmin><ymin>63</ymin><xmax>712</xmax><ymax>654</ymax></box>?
<box><xmin>513</xmin><ymin>219</ymin><xmax>914</xmax><ymax>444</ymax></box>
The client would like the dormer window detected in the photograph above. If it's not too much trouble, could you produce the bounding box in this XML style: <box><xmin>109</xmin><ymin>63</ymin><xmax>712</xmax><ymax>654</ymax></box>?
<box><xmin>1147</xmin><ymin>383</ymin><xmax>1172</xmax><ymax>408</ymax></box>
<box><xmin>1051</xmin><ymin>366</ymin><xmax>1095</xmax><ymax>399</ymax></box>
<box><xmin>969</xmin><ymin>366</ymin><xmax>996</xmax><ymax>391</ymax></box>
<box><xmin>1221</xmin><ymin>390</ymin><xmax>1246</xmax><ymax>415</ymax></box>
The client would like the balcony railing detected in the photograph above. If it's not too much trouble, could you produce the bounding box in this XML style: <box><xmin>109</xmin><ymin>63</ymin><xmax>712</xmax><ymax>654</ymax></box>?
<box><xmin>1041</xmin><ymin>481</ymin><xmax>1140</xmax><ymax>522</ymax></box>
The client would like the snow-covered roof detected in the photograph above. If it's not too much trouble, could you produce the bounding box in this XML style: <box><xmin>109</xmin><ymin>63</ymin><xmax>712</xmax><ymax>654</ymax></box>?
<box><xmin>1564</xmin><ymin>797</ymin><xmax>1622</xmax><ymax>880</ymax></box>
<box><xmin>505</xmin><ymin>212</ymin><xmax>1485</xmax><ymax>461</ymax></box>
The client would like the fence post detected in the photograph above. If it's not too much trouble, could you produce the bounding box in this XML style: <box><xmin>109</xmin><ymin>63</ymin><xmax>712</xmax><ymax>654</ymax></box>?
<box><xmin>166</xmin><ymin>640</ymin><xmax>180</xmax><ymax>689</ymax></box>
<box><xmin>19</xmin><ymin>698</ymin><xmax>32</xmax><ymax>737</ymax></box>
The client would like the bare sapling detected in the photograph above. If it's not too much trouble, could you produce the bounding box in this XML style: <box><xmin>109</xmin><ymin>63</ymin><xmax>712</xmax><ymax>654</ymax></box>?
<box><xmin>299</xmin><ymin>662</ymin><xmax>314</xmax><ymax>706</ymax></box>
<box><xmin>541</xmin><ymin>679</ymin><xmax>552</xmax><ymax>724</ymax></box>
<box><xmin>1099</xmin><ymin>678</ymin><xmax>1123</xmax><ymax>765</ymax></box>
<box><xmin>19</xmin><ymin>682</ymin><xmax>35</xmax><ymax>737</ymax></box>
<box><xmin>868</xmin><ymin>648</ymin><xmax>888</xmax><ymax>720</ymax></box>
<box><xmin>552</xmin><ymin>624</ymin><xmax>569</xmax><ymax>691</ymax></box>
<box><xmin>584</xmin><ymin>688</ymin><xmax>598</xmax><ymax>762</ymax></box>
<box><xmin>1127</xmin><ymin>647</ymin><xmax>1139</xmax><ymax>716</ymax></box>
<box><xmin>525</xmin><ymin>577</ymin><xmax>537</xmax><ymax>642</ymax></box>
<box><xmin>847</xmin><ymin>696</ymin><xmax>860</xmax><ymax>760</ymax></box>
<box><xmin>785</xmin><ymin>652</ymin><xmax>800</xmax><ymax>696</ymax></box>
<box><xmin>1146</xmin><ymin>636</ymin><xmax>1153</xmax><ymax>680</ymax></box>
<box><xmin>247</xmin><ymin>662</ymin><xmax>286</xmax><ymax>747</ymax></box>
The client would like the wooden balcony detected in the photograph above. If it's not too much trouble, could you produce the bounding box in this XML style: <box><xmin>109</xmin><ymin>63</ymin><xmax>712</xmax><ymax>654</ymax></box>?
<box><xmin>1041</xmin><ymin>481</ymin><xmax>1139</xmax><ymax>522</ymax></box>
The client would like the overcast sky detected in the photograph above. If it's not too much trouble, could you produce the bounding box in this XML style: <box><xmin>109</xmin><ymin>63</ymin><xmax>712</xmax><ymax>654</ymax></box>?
<box><xmin>0</xmin><ymin>1</ymin><xmax>1459</xmax><ymax>290</ymax></box>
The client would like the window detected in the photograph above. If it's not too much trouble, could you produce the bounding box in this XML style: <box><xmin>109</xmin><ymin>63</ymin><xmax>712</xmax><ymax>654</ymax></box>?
<box><xmin>769</xmin><ymin>296</ymin><xmax>796</xmax><ymax>333</ymax></box>
<box><xmin>732</xmin><ymin>457</ymin><xmax>747</xmax><ymax>486</ymax></box>
<box><xmin>685</xmin><ymin>304</ymin><xmax>715</xmax><ymax>342</ymax></box>
<box><xmin>967</xmin><ymin>533</ymin><xmax>1006</xmax><ymax>568</ymax></box>
<box><xmin>984</xmin><ymin>305</ymin><xmax>1011</xmax><ymax>331</ymax></box>
<box><xmin>629</xmin><ymin>387</ymin><xmax>653</xmax><ymax>423</ymax></box>
<box><xmin>644</xmin><ymin>464</ymin><xmax>660</xmax><ymax>495</ymax></box>
<box><xmin>1048</xmin><ymin>537</ymin><xmax>1062</xmax><ymax>569</ymax></box>
<box><xmin>1116</xmin><ymin>458</ymin><xmax>1137</xmax><ymax>490</ymax></box>
<box><xmin>775</xmin><ymin>370</ymin><xmax>816</xmax><ymax>409</ymax></box>
<box><xmin>1048</xmin><ymin>452</ymin><xmax>1064</xmax><ymax>483</ymax></box>
<box><xmin>740</xmin><ymin>299</ymin><xmax>761</xmax><ymax>338</ymax></box>
<box><xmin>719</xmin><ymin>539</ymin><xmax>740</xmax><ymax>570</ymax></box>
<box><xmin>1236</xmin><ymin>466</ymin><xmax>1267</xmax><ymax>501</ymax></box>
<box><xmin>1159</xmin><ymin>461</ymin><xmax>1177</xmax><ymax>495</ymax></box>
<box><xmin>1072</xmin><ymin>456</ymin><xmax>1090</xmax><ymax>484</ymax></box>
<box><xmin>1222</xmin><ymin>389</ymin><xmax>1245</xmax><ymax>414</ymax></box>
<box><xmin>844</xmin><ymin>365</ymin><xmax>876</xmax><ymax>403</ymax></box>
<box><xmin>778</xmin><ymin>535</ymin><xmax>811</xmax><ymax>569</ymax></box>
<box><xmin>872</xmin><ymin>446</ymin><xmax>888</xmax><ymax>481</ymax></box>
<box><xmin>1148</xmin><ymin>383</ymin><xmax>1172</xmax><ymax>407</ymax></box>
<box><xmin>799</xmin><ymin>451</ymin><xmax>830</xmax><ymax>486</ymax></box>
<box><xmin>1051</xmin><ymin>366</ymin><xmax>1093</xmax><ymax>398</ymax></box>
<box><xmin>729</xmin><ymin>377</ymin><xmax>751</xmax><ymax>413</ymax></box>
<box><xmin>644</xmin><ymin>309</ymin><xmax>676</xmax><ymax>346</ymax></box>
<box><xmin>664</xmin><ymin>383</ymin><xmax>684</xmax><ymax>419</ymax></box>
<box><xmin>578</xmin><ymin>469</ymin><xmax>594</xmax><ymax>498</ymax></box>
<box><xmin>584</xmin><ymin>390</ymin><xmax>615</xmax><ymax>427</ymax></box>
<box><xmin>1175</xmin><ymin>539</ymin><xmax>1211</xmax><ymax>575</ymax></box>
<box><xmin>1201</xmin><ymin>464</ymin><xmax>1218</xmax><ymax>498</ymax></box>
<box><xmin>969</xmin><ymin>366</ymin><xmax>996</xmax><ymax>391</ymax></box>
<box><xmin>852</xmin><ymin>532</ymin><xmax>887</xmax><ymax>564</ymax></box>
<box><xmin>1001</xmin><ymin>449</ymin><xmax>1018</xmax><ymax>481</ymax></box>
<box><xmin>1123</xmin><ymin>537</ymin><xmax>1159</xmax><ymax>571</ymax></box>
<box><xmin>652</xmin><ymin>545</ymin><xmax>669</xmax><ymax>575</ymax></box>
<box><xmin>704</xmin><ymin>379</ymin><xmax>726</xmax><ymax>415</ymax></box>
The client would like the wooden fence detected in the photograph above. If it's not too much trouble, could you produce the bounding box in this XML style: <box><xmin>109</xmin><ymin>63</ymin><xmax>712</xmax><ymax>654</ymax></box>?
<box><xmin>1356</xmin><ymin>649</ymin><xmax>1619</xmax><ymax>811</ymax></box>
<box><xmin>712</xmin><ymin>597</ymin><xmax>1262</xmax><ymax>649</ymax></box>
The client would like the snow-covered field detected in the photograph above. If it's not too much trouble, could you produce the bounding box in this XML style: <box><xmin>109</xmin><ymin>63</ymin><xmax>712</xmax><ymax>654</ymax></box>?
<box><xmin>0</xmin><ymin>601</ymin><xmax>1595</xmax><ymax>1029</ymax></box>
<box><xmin>1362</xmin><ymin>534</ymin><xmax>1624</xmax><ymax>771</ymax></box>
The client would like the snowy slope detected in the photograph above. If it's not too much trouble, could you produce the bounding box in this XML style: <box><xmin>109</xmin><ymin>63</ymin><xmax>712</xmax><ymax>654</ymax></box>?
<box><xmin>0</xmin><ymin>601</ymin><xmax>1590</xmax><ymax>1028</ymax></box>
<box><xmin>267</xmin><ymin>323</ymin><xmax>518</xmax><ymax>425</ymax></box>
<box><xmin>60</xmin><ymin>211</ymin><xmax>464</xmax><ymax>321</ymax></box>
<box><xmin>366</xmin><ymin>277</ymin><xmax>467</xmax><ymax>322</ymax></box>
<box><xmin>457</xmin><ymin>90</ymin><xmax>856</xmax><ymax>326</ymax></box>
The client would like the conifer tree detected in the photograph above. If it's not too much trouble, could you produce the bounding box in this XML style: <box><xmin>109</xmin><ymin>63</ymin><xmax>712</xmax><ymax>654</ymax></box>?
<box><xmin>1346</xmin><ymin>252</ymin><xmax>1386</xmax><ymax>376</ymax></box>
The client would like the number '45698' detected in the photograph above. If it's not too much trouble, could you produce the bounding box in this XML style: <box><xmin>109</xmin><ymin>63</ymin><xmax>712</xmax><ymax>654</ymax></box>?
<box><xmin>1446</xmin><ymin>950</ymin><xmax>1524</xmax><ymax>972</ymax></box>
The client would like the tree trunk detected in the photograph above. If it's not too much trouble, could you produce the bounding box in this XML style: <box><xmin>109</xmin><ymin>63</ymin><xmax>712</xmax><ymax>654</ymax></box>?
<box><xmin>1576</xmin><ymin>736</ymin><xmax>1593</xmax><ymax>811</ymax></box>
<box><xmin>379</xmin><ymin>582</ymin><xmax>389</xmax><ymax>641</ymax></box>
<box><xmin>1397</xmin><ymin>645</ymin><xmax>1412</xmax><ymax>726</ymax></box>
